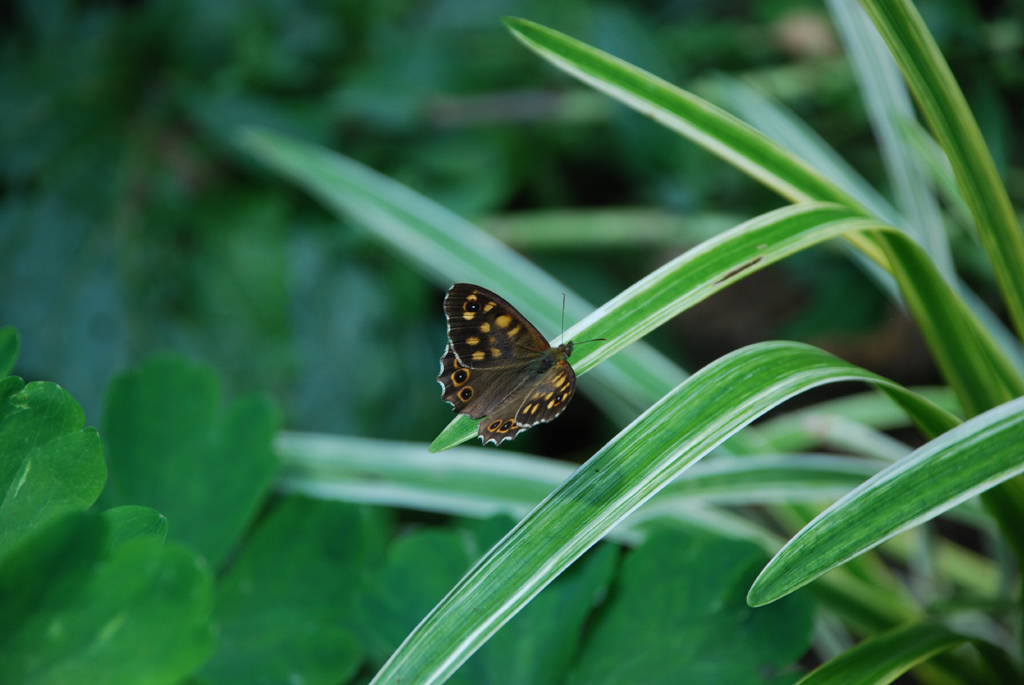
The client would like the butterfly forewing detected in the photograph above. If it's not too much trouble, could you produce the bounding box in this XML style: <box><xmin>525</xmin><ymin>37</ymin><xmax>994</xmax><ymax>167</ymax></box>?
<box><xmin>443</xmin><ymin>284</ymin><xmax>548</xmax><ymax>368</ymax></box>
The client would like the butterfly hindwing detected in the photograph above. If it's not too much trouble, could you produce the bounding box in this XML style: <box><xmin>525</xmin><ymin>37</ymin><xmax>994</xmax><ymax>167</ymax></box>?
<box><xmin>478</xmin><ymin>408</ymin><xmax>527</xmax><ymax>445</ymax></box>
<box><xmin>443</xmin><ymin>284</ymin><xmax>548</xmax><ymax>369</ymax></box>
<box><xmin>514</xmin><ymin>359</ymin><xmax>576</xmax><ymax>428</ymax></box>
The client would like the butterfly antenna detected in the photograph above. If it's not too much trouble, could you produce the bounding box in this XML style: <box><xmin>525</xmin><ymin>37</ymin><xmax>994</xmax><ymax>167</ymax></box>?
<box><xmin>575</xmin><ymin>338</ymin><xmax>607</xmax><ymax>347</ymax></box>
<box><xmin>561</xmin><ymin>292</ymin><xmax>566</xmax><ymax>343</ymax></box>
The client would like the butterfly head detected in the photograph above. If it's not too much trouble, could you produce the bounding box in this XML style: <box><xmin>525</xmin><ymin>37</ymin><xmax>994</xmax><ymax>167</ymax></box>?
<box><xmin>561</xmin><ymin>341</ymin><xmax>574</xmax><ymax>359</ymax></box>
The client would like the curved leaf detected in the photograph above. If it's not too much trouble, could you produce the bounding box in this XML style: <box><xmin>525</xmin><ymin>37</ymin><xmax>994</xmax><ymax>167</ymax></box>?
<box><xmin>237</xmin><ymin>127</ymin><xmax>684</xmax><ymax>423</ymax></box>
<box><xmin>795</xmin><ymin>623</ymin><xmax>967</xmax><ymax>685</ymax></box>
<box><xmin>500</xmin><ymin>17</ymin><xmax>1024</xmax><ymax>417</ymax></box>
<box><xmin>366</xmin><ymin>342</ymin><xmax>955</xmax><ymax>685</ymax></box>
<box><xmin>749</xmin><ymin>395</ymin><xmax>1024</xmax><ymax>605</ymax></box>
<box><xmin>856</xmin><ymin>0</ymin><xmax>1024</xmax><ymax>342</ymax></box>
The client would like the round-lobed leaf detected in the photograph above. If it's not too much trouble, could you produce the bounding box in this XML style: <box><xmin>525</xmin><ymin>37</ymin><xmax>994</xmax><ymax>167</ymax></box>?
<box><xmin>0</xmin><ymin>513</ymin><xmax>213</xmax><ymax>685</ymax></box>
<box><xmin>102</xmin><ymin>353</ymin><xmax>280</xmax><ymax>568</ymax></box>
<box><xmin>0</xmin><ymin>378</ymin><xmax>105</xmax><ymax>562</ymax></box>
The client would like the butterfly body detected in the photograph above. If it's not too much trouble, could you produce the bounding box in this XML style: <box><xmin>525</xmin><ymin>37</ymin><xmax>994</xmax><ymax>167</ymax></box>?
<box><xmin>438</xmin><ymin>284</ymin><xmax>577</xmax><ymax>445</ymax></box>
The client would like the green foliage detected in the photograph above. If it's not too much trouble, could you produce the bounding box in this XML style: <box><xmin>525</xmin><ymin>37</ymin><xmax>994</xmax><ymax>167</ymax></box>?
<box><xmin>0</xmin><ymin>506</ymin><xmax>212</xmax><ymax>685</ymax></box>
<box><xmin>102</xmin><ymin>354</ymin><xmax>280</xmax><ymax>567</ymax></box>
<box><xmin>0</xmin><ymin>378</ymin><xmax>106</xmax><ymax>561</ymax></box>
<box><xmin>0</xmin><ymin>328</ymin><xmax>19</xmax><ymax>377</ymax></box>
<box><xmin>6</xmin><ymin>0</ymin><xmax>1024</xmax><ymax>684</ymax></box>
<box><xmin>101</xmin><ymin>506</ymin><xmax>169</xmax><ymax>550</ymax></box>
<box><xmin>357</xmin><ymin>516</ymin><xmax>620</xmax><ymax>685</ymax></box>
<box><xmin>568</xmin><ymin>528</ymin><xmax>813</xmax><ymax>685</ymax></box>
<box><xmin>198</xmin><ymin>497</ymin><xmax>390</xmax><ymax>685</ymax></box>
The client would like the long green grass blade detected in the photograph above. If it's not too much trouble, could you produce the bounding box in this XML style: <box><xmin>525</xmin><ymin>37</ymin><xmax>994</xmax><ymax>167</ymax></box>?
<box><xmin>367</xmin><ymin>341</ymin><xmax>956</xmax><ymax>685</ymax></box>
<box><xmin>826</xmin><ymin>0</ymin><xmax>952</xmax><ymax>278</ymax></box>
<box><xmin>504</xmin><ymin>17</ymin><xmax>861</xmax><ymax>211</ymax></box>
<box><xmin>706</xmin><ymin>59</ymin><xmax>1024</xmax><ymax>379</ymax></box>
<box><xmin>795</xmin><ymin>623</ymin><xmax>967</xmax><ymax>685</ymax></box>
<box><xmin>501</xmin><ymin>17</ymin><xmax>1024</xmax><ymax>415</ymax></box>
<box><xmin>479</xmin><ymin>208</ymin><xmax>745</xmax><ymax>250</ymax></box>
<box><xmin>702</xmin><ymin>74</ymin><xmax>902</xmax><ymax>303</ymax></box>
<box><xmin>897</xmin><ymin>118</ymin><xmax>975</xmax><ymax>235</ymax></box>
<box><xmin>703</xmin><ymin>74</ymin><xmax>898</xmax><ymax>228</ymax></box>
<box><xmin>277</xmin><ymin>433</ymin><xmax>887</xmax><ymax>514</ymax></box>
<box><xmin>749</xmin><ymin>395</ymin><xmax>1024</xmax><ymax>605</ymax></box>
<box><xmin>435</xmin><ymin>199</ymin><xmax>1017</xmax><ymax>448</ymax></box>
<box><xmin>432</xmin><ymin>202</ymin><xmax>883</xmax><ymax>450</ymax></box>
<box><xmin>855</xmin><ymin>0</ymin><xmax>1024</xmax><ymax>343</ymax></box>
<box><xmin>236</xmin><ymin>127</ymin><xmax>683</xmax><ymax>425</ymax></box>
<box><xmin>757</xmin><ymin>387</ymin><xmax>960</xmax><ymax>452</ymax></box>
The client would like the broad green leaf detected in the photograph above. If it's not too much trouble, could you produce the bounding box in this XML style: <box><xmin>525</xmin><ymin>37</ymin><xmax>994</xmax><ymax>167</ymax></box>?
<box><xmin>101</xmin><ymin>506</ymin><xmax>168</xmax><ymax>550</ymax></box>
<box><xmin>237</xmin><ymin>126</ymin><xmax>685</xmax><ymax>425</ymax></box>
<box><xmin>0</xmin><ymin>513</ymin><xmax>213</xmax><ymax>685</ymax></box>
<box><xmin>358</xmin><ymin>529</ymin><xmax>475</xmax><ymax>673</ymax></box>
<box><xmin>366</xmin><ymin>342</ymin><xmax>955</xmax><ymax>685</ymax></box>
<box><xmin>103</xmin><ymin>353</ymin><xmax>280</xmax><ymax>568</ymax></box>
<box><xmin>0</xmin><ymin>378</ymin><xmax>105</xmax><ymax>561</ymax></box>
<box><xmin>358</xmin><ymin>519</ymin><xmax>617</xmax><ymax>685</ymax></box>
<box><xmin>0</xmin><ymin>327</ymin><xmax>18</xmax><ymax>377</ymax></box>
<box><xmin>473</xmin><ymin>537</ymin><xmax>617</xmax><ymax>685</ymax></box>
<box><xmin>568</xmin><ymin>528</ymin><xmax>813</xmax><ymax>685</ymax></box>
<box><xmin>749</xmin><ymin>395</ymin><xmax>1024</xmax><ymax>606</ymax></box>
<box><xmin>856</xmin><ymin>0</ymin><xmax>1024</xmax><ymax>342</ymax></box>
<box><xmin>198</xmin><ymin>497</ymin><xmax>388</xmax><ymax>685</ymax></box>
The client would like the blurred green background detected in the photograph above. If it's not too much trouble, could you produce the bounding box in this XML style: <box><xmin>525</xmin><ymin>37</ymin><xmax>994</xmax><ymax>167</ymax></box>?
<box><xmin>3</xmin><ymin>0</ymin><xmax>1021</xmax><ymax>453</ymax></box>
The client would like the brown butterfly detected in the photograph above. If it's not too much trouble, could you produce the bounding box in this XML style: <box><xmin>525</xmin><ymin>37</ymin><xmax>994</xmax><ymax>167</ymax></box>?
<box><xmin>437</xmin><ymin>283</ymin><xmax>593</xmax><ymax>446</ymax></box>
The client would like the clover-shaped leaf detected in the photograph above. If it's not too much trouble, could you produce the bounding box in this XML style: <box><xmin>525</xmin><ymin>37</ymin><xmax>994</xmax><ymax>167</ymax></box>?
<box><xmin>568</xmin><ymin>528</ymin><xmax>814</xmax><ymax>685</ymax></box>
<box><xmin>0</xmin><ymin>513</ymin><xmax>213</xmax><ymax>685</ymax></box>
<box><xmin>198</xmin><ymin>496</ymin><xmax>391</xmax><ymax>685</ymax></box>
<box><xmin>103</xmin><ymin>354</ymin><xmax>279</xmax><ymax>567</ymax></box>
<box><xmin>0</xmin><ymin>378</ymin><xmax>105</xmax><ymax>561</ymax></box>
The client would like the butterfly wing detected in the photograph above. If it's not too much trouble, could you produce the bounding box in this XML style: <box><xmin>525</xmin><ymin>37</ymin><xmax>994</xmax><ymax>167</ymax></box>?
<box><xmin>436</xmin><ymin>344</ymin><xmax>528</xmax><ymax>418</ymax></box>
<box><xmin>514</xmin><ymin>359</ymin><xmax>576</xmax><ymax>428</ymax></box>
<box><xmin>439</xmin><ymin>283</ymin><xmax>577</xmax><ymax>446</ymax></box>
<box><xmin>443</xmin><ymin>283</ymin><xmax>548</xmax><ymax>369</ymax></box>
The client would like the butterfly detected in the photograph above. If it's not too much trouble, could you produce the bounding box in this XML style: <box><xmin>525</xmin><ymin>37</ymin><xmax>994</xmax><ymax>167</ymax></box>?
<box><xmin>437</xmin><ymin>283</ymin><xmax>591</xmax><ymax>446</ymax></box>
